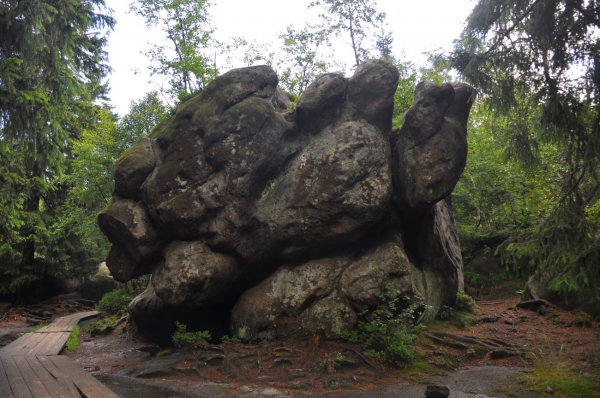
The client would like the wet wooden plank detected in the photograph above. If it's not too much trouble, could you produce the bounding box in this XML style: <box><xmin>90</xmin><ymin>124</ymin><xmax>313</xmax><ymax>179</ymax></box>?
<box><xmin>36</xmin><ymin>312</ymin><xmax>97</xmax><ymax>334</ymax></box>
<box><xmin>23</xmin><ymin>356</ymin><xmax>73</xmax><ymax>398</ymax></box>
<box><xmin>4</xmin><ymin>334</ymin><xmax>39</xmax><ymax>356</ymax></box>
<box><xmin>12</xmin><ymin>356</ymin><xmax>52</xmax><ymax>398</ymax></box>
<box><xmin>46</xmin><ymin>333</ymin><xmax>71</xmax><ymax>356</ymax></box>
<box><xmin>1</xmin><ymin>356</ymin><xmax>33</xmax><ymax>398</ymax></box>
<box><xmin>49</xmin><ymin>356</ymin><xmax>118</xmax><ymax>398</ymax></box>
<box><xmin>36</xmin><ymin>357</ymin><xmax>79</xmax><ymax>398</ymax></box>
<box><xmin>0</xmin><ymin>356</ymin><xmax>14</xmax><ymax>398</ymax></box>
<box><xmin>27</xmin><ymin>333</ymin><xmax>63</xmax><ymax>356</ymax></box>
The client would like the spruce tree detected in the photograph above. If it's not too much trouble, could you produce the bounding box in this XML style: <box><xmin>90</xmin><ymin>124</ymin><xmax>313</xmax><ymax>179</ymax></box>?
<box><xmin>0</xmin><ymin>0</ymin><xmax>114</xmax><ymax>296</ymax></box>
<box><xmin>447</xmin><ymin>0</ymin><xmax>600</xmax><ymax>300</ymax></box>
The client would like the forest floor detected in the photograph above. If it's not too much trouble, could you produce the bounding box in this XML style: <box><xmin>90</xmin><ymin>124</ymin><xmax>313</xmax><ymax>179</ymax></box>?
<box><xmin>1</xmin><ymin>289</ymin><xmax>599</xmax><ymax>397</ymax></box>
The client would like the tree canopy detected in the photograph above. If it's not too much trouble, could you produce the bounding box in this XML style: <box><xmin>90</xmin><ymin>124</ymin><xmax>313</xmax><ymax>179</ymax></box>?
<box><xmin>447</xmin><ymin>0</ymin><xmax>600</xmax><ymax>299</ymax></box>
<box><xmin>0</xmin><ymin>0</ymin><xmax>115</xmax><ymax>295</ymax></box>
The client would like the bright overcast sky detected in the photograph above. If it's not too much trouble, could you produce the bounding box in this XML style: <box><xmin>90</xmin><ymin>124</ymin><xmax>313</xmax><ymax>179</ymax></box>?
<box><xmin>104</xmin><ymin>0</ymin><xmax>476</xmax><ymax>116</ymax></box>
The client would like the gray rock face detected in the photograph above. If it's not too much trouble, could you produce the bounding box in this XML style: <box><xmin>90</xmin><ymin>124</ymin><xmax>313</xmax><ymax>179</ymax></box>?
<box><xmin>101</xmin><ymin>61</ymin><xmax>476</xmax><ymax>342</ymax></box>
<box><xmin>231</xmin><ymin>241</ymin><xmax>414</xmax><ymax>341</ymax></box>
<box><xmin>79</xmin><ymin>263</ymin><xmax>120</xmax><ymax>301</ymax></box>
<box><xmin>393</xmin><ymin>82</ymin><xmax>475</xmax><ymax>210</ymax></box>
<box><xmin>152</xmin><ymin>240</ymin><xmax>241</xmax><ymax>307</ymax></box>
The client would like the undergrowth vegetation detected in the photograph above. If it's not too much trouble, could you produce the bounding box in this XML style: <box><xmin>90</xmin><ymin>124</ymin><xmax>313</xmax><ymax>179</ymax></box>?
<box><xmin>97</xmin><ymin>289</ymin><xmax>134</xmax><ymax>315</ymax></box>
<box><xmin>340</xmin><ymin>301</ymin><xmax>425</xmax><ymax>367</ymax></box>
<box><xmin>172</xmin><ymin>321</ymin><xmax>212</xmax><ymax>348</ymax></box>
<box><xmin>63</xmin><ymin>324</ymin><xmax>81</xmax><ymax>352</ymax></box>
<box><xmin>522</xmin><ymin>338</ymin><xmax>600</xmax><ymax>398</ymax></box>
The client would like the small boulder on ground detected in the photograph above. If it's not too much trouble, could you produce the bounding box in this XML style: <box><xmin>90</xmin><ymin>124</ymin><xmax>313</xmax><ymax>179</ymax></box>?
<box><xmin>425</xmin><ymin>385</ymin><xmax>450</xmax><ymax>398</ymax></box>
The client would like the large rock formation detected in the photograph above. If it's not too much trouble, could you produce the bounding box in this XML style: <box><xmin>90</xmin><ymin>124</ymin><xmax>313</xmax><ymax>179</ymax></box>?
<box><xmin>98</xmin><ymin>60</ymin><xmax>476</xmax><ymax>341</ymax></box>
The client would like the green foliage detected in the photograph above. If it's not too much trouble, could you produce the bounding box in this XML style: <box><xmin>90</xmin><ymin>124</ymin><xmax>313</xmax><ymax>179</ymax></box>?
<box><xmin>172</xmin><ymin>321</ymin><xmax>211</xmax><ymax>348</ymax></box>
<box><xmin>277</xmin><ymin>24</ymin><xmax>333</xmax><ymax>95</ymax></box>
<box><xmin>454</xmin><ymin>290</ymin><xmax>478</xmax><ymax>312</ymax></box>
<box><xmin>32</xmin><ymin>322</ymin><xmax>50</xmax><ymax>332</ymax></box>
<box><xmin>130</xmin><ymin>0</ymin><xmax>218</xmax><ymax>101</ymax></box>
<box><xmin>87</xmin><ymin>315</ymin><xmax>120</xmax><ymax>336</ymax></box>
<box><xmin>463</xmin><ymin>270</ymin><xmax>506</xmax><ymax>289</ymax></box>
<box><xmin>447</xmin><ymin>0</ymin><xmax>600</xmax><ymax>301</ymax></box>
<box><xmin>523</xmin><ymin>340</ymin><xmax>600</xmax><ymax>398</ymax></box>
<box><xmin>0</xmin><ymin>0</ymin><xmax>114</xmax><ymax>295</ymax></box>
<box><xmin>97</xmin><ymin>289</ymin><xmax>134</xmax><ymax>315</ymax></box>
<box><xmin>341</xmin><ymin>302</ymin><xmax>425</xmax><ymax>367</ymax></box>
<box><xmin>309</xmin><ymin>0</ymin><xmax>387</xmax><ymax>67</ymax></box>
<box><xmin>220</xmin><ymin>335</ymin><xmax>241</xmax><ymax>344</ymax></box>
<box><xmin>437</xmin><ymin>307</ymin><xmax>478</xmax><ymax>328</ymax></box>
<box><xmin>63</xmin><ymin>324</ymin><xmax>81</xmax><ymax>352</ymax></box>
<box><xmin>320</xmin><ymin>353</ymin><xmax>344</xmax><ymax>369</ymax></box>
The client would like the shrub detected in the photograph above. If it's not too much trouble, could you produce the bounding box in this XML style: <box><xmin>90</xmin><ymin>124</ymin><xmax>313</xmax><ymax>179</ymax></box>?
<box><xmin>172</xmin><ymin>321</ymin><xmax>211</xmax><ymax>348</ymax></box>
<box><xmin>97</xmin><ymin>289</ymin><xmax>134</xmax><ymax>315</ymax></box>
<box><xmin>341</xmin><ymin>301</ymin><xmax>425</xmax><ymax>367</ymax></box>
<box><xmin>220</xmin><ymin>335</ymin><xmax>241</xmax><ymax>344</ymax></box>
<box><xmin>454</xmin><ymin>290</ymin><xmax>478</xmax><ymax>312</ymax></box>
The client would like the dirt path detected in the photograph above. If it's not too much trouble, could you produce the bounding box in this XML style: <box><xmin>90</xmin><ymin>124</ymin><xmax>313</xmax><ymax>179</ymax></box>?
<box><xmin>2</xmin><ymin>294</ymin><xmax>599</xmax><ymax>397</ymax></box>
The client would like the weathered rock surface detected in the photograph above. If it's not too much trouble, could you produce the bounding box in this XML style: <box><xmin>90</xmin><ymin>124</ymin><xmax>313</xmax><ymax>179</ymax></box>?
<box><xmin>101</xmin><ymin>60</ymin><xmax>476</xmax><ymax>342</ymax></box>
<box><xmin>412</xmin><ymin>197</ymin><xmax>465</xmax><ymax>320</ymax></box>
<box><xmin>393</xmin><ymin>82</ymin><xmax>475</xmax><ymax>210</ymax></box>
<box><xmin>231</xmin><ymin>241</ymin><xmax>415</xmax><ymax>341</ymax></box>
<box><xmin>152</xmin><ymin>240</ymin><xmax>241</xmax><ymax>307</ymax></box>
<box><xmin>79</xmin><ymin>263</ymin><xmax>120</xmax><ymax>301</ymax></box>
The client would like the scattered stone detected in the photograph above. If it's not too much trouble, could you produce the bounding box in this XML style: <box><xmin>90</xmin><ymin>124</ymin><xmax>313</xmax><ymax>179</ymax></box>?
<box><xmin>546</xmin><ymin>385</ymin><xmax>554</xmax><ymax>394</ymax></box>
<box><xmin>425</xmin><ymin>385</ymin><xmax>450</xmax><ymax>398</ymax></box>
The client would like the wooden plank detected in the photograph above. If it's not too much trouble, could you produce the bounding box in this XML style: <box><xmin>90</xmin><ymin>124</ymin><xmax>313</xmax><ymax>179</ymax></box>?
<box><xmin>49</xmin><ymin>356</ymin><xmax>118</xmax><ymax>398</ymax></box>
<box><xmin>4</xmin><ymin>334</ymin><xmax>39</xmax><ymax>356</ymax></box>
<box><xmin>12</xmin><ymin>356</ymin><xmax>52</xmax><ymax>398</ymax></box>
<box><xmin>0</xmin><ymin>332</ymin><xmax>35</xmax><ymax>355</ymax></box>
<box><xmin>35</xmin><ymin>357</ymin><xmax>80</xmax><ymax>398</ymax></box>
<box><xmin>46</xmin><ymin>333</ymin><xmax>71</xmax><ymax>356</ymax></box>
<box><xmin>23</xmin><ymin>356</ymin><xmax>72</xmax><ymax>398</ymax></box>
<box><xmin>27</xmin><ymin>334</ymin><xmax>62</xmax><ymax>356</ymax></box>
<box><xmin>12</xmin><ymin>334</ymin><xmax>47</xmax><ymax>357</ymax></box>
<box><xmin>0</xmin><ymin>356</ymin><xmax>14</xmax><ymax>398</ymax></box>
<box><xmin>36</xmin><ymin>312</ymin><xmax>97</xmax><ymax>334</ymax></box>
<box><xmin>1</xmin><ymin>356</ymin><xmax>33</xmax><ymax>398</ymax></box>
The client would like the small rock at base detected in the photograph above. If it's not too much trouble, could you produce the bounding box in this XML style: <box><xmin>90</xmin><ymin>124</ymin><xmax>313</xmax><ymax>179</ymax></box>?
<box><xmin>546</xmin><ymin>385</ymin><xmax>554</xmax><ymax>394</ymax></box>
<box><xmin>425</xmin><ymin>385</ymin><xmax>450</xmax><ymax>398</ymax></box>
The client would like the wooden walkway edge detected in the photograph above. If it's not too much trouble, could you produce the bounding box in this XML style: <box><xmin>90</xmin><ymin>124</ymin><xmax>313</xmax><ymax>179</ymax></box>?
<box><xmin>0</xmin><ymin>311</ymin><xmax>119</xmax><ymax>398</ymax></box>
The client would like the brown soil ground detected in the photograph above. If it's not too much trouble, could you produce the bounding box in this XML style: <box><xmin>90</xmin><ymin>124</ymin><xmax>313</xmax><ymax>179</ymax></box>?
<box><xmin>2</xmin><ymin>292</ymin><xmax>599</xmax><ymax>397</ymax></box>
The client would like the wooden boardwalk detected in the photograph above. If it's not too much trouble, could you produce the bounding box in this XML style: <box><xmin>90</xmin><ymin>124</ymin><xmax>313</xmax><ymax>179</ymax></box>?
<box><xmin>0</xmin><ymin>311</ymin><xmax>119</xmax><ymax>398</ymax></box>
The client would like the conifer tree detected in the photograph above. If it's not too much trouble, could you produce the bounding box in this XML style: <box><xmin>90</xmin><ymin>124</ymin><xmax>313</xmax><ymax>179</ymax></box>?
<box><xmin>447</xmin><ymin>0</ymin><xmax>600</xmax><ymax>299</ymax></box>
<box><xmin>0</xmin><ymin>0</ymin><xmax>114</xmax><ymax>295</ymax></box>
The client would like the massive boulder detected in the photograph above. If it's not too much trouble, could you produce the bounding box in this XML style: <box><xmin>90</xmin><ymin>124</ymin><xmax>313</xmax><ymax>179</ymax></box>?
<box><xmin>100</xmin><ymin>60</ymin><xmax>476</xmax><ymax>341</ymax></box>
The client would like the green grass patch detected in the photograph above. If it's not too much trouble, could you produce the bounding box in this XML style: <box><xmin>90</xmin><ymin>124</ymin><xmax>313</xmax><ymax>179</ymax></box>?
<box><xmin>32</xmin><ymin>322</ymin><xmax>50</xmax><ymax>332</ymax></box>
<box><xmin>521</xmin><ymin>337</ymin><xmax>600</xmax><ymax>398</ymax></box>
<box><xmin>522</xmin><ymin>370</ymin><xmax>600</xmax><ymax>398</ymax></box>
<box><xmin>63</xmin><ymin>324</ymin><xmax>81</xmax><ymax>353</ymax></box>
